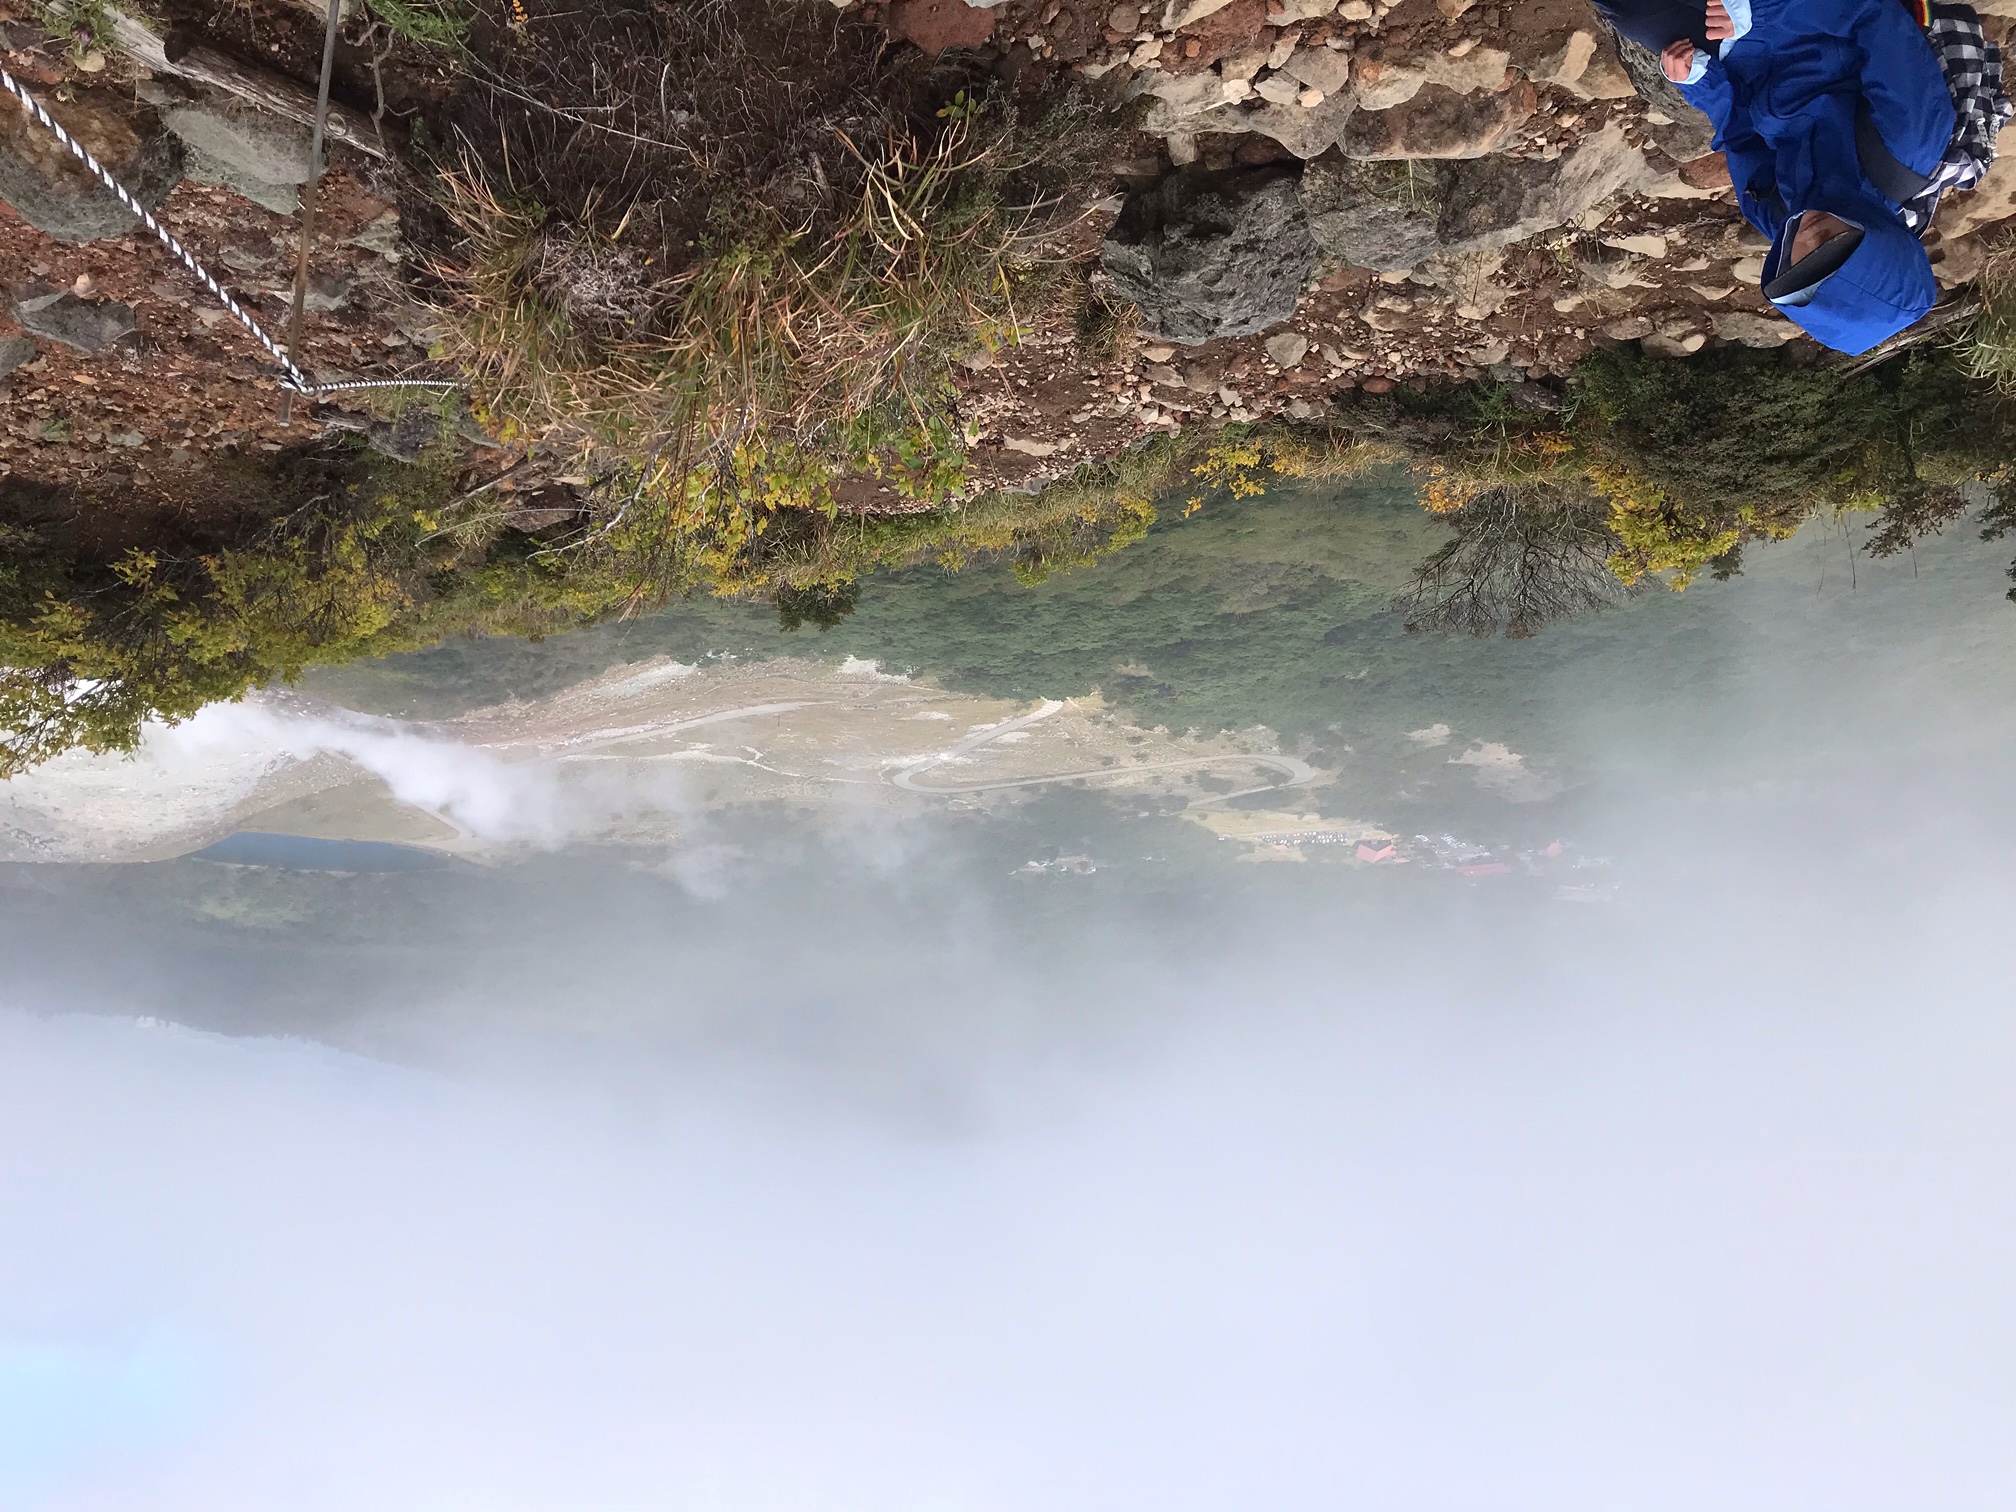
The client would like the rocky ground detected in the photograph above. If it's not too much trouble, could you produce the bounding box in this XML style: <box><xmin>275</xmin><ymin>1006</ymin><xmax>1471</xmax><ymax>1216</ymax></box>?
<box><xmin>911</xmin><ymin>0</ymin><xmax>2016</xmax><ymax>488</ymax></box>
<box><xmin>4</xmin><ymin>0</ymin><xmax>2015</xmax><ymax>502</ymax></box>
<box><xmin>0</xmin><ymin>2</ymin><xmax>453</xmax><ymax>497</ymax></box>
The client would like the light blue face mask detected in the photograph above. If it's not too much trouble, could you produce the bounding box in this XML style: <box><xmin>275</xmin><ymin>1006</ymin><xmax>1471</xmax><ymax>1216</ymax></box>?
<box><xmin>1766</xmin><ymin>213</ymin><xmax>1868</xmax><ymax>307</ymax></box>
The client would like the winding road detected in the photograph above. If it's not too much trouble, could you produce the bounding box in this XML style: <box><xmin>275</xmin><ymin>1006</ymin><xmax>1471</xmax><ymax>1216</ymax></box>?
<box><xmin>554</xmin><ymin>702</ymin><xmax>818</xmax><ymax>755</ymax></box>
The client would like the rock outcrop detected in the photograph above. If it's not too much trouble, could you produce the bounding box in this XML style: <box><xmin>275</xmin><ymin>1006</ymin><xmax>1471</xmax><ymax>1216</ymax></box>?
<box><xmin>1339</xmin><ymin>79</ymin><xmax>1535</xmax><ymax>158</ymax></box>
<box><xmin>0</xmin><ymin>89</ymin><xmax>182</xmax><ymax>243</ymax></box>
<box><xmin>151</xmin><ymin>89</ymin><xmax>319</xmax><ymax>216</ymax></box>
<box><xmin>1118</xmin><ymin>3</ymin><xmax>1673</xmax><ymax>171</ymax></box>
<box><xmin>12</xmin><ymin>284</ymin><xmax>139</xmax><ymax>352</ymax></box>
<box><xmin>1938</xmin><ymin>152</ymin><xmax>2016</xmax><ymax>238</ymax></box>
<box><xmin>1305</xmin><ymin>123</ymin><xmax>1662</xmax><ymax>270</ymax></box>
<box><xmin>1300</xmin><ymin>157</ymin><xmax>1450</xmax><ymax>272</ymax></box>
<box><xmin>1101</xmin><ymin>168</ymin><xmax>1317</xmax><ymax>343</ymax></box>
<box><xmin>916</xmin><ymin>0</ymin><xmax>2016</xmax><ymax>483</ymax></box>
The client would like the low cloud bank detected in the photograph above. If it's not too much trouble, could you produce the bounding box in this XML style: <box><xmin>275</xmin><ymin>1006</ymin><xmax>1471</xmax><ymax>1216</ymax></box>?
<box><xmin>1</xmin><ymin>696</ymin><xmax>698</xmax><ymax>858</ymax></box>
<box><xmin>5</xmin><ymin>524</ymin><xmax>2015</xmax><ymax>1510</ymax></box>
<box><xmin>3</xmin><ymin>785</ymin><xmax>2013</xmax><ymax>1512</ymax></box>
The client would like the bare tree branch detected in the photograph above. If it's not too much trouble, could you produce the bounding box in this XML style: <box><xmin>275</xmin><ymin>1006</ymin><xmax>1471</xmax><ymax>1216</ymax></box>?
<box><xmin>1397</xmin><ymin>487</ymin><xmax>1625</xmax><ymax>638</ymax></box>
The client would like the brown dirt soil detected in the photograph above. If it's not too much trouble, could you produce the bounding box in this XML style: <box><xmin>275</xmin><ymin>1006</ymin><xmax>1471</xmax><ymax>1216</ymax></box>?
<box><xmin>0</xmin><ymin>0</ymin><xmax>469</xmax><ymax>496</ymax></box>
<box><xmin>0</xmin><ymin>164</ymin><xmax>448</xmax><ymax>490</ymax></box>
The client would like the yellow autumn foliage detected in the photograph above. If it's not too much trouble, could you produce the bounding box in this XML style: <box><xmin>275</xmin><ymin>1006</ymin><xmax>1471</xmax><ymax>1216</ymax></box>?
<box><xmin>1584</xmin><ymin>461</ymin><xmax>1742</xmax><ymax>589</ymax></box>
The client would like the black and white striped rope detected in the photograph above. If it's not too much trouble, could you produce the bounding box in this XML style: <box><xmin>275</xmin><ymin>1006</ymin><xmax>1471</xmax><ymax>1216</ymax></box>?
<box><xmin>0</xmin><ymin>62</ymin><xmax>455</xmax><ymax>400</ymax></box>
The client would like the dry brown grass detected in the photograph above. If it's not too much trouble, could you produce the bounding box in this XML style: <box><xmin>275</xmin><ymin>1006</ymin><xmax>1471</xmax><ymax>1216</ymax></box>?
<box><xmin>1959</xmin><ymin>245</ymin><xmax>2016</xmax><ymax>393</ymax></box>
<box><xmin>433</xmin><ymin>102</ymin><xmax>1026</xmax><ymax>463</ymax></box>
<box><xmin>415</xmin><ymin>1</ymin><xmax>1126</xmax><ymax>598</ymax></box>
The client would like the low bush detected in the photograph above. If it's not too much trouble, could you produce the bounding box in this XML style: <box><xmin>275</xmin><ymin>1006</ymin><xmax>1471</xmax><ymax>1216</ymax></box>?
<box><xmin>1358</xmin><ymin>343</ymin><xmax>2016</xmax><ymax>631</ymax></box>
<box><xmin>0</xmin><ymin>442</ymin><xmax>620</xmax><ymax>776</ymax></box>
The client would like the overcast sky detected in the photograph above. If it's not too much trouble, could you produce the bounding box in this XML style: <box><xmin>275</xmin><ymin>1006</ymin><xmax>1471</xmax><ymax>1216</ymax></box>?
<box><xmin>3</xmin><ymin>523</ymin><xmax>2014</xmax><ymax>1511</ymax></box>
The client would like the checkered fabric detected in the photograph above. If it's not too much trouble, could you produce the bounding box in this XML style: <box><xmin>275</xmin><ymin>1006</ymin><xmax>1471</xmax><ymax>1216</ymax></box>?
<box><xmin>1900</xmin><ymin>3</ymin><xmax>2015</xmax><ymax>231</ymax></box>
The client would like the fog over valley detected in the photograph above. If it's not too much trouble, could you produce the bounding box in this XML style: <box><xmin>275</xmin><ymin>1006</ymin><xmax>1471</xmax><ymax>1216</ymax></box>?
<box><xmin>4</xmin><ymin>506</ymin><xmax>2014</xmax><ymax>1511</ymax></box>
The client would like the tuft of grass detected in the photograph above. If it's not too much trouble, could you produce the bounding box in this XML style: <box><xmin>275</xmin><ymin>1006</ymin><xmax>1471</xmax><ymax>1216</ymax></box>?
<box><xmin>410</xmin><ymin>0</ymin><xmax>1132</xmax><ymax>609</ymax></box>
<box><xmin>1958</xmin><ymin>247</ymin><xmax>2016</xmax><ymax>392</ymax></box>
<box><xmin>429</xmin><ymin>97</ymin><xmax>1069</xmax><ymax>602</ymax></box>
<box><xmin>1072</xmin><ymin>276</ymin><xmax>1138</xmax><ymax>362</ymax></box>
<box><xmin>365</xmin><ymin>0</ymin><xmax>470</xmax><ymax>50</ymax></box>
<box><xmin>34</xmin><ymin>0</ymin><xmax>114</xmax><ymax>61</ymax></box>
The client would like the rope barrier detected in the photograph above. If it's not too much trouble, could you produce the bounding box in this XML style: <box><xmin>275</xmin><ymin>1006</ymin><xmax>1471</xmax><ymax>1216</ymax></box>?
<box><xmin>0</xmin><ymin>61</ymin><xmax>456</xmax><ymax>401</ymax></box>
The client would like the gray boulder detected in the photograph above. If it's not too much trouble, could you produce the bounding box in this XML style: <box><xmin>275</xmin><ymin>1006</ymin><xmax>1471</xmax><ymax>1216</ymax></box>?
<box><xmin>1230</xmin><ymin>93</ymin><xmax>1359</xmax><ymax>161</ymax></box>
<box><xmin>1713</xmin><ymin>310</ymin><xmax>1797</xmax><ymax>348</ymax></box>
<box><xmin>1439</xmin><ymin>124</ymin><xmax>1662</xmax><ymax>251</ymax></box>
<box><xmin>1305</xmin><ymin>124</ymin><xmax>1661</xmax><ymax>271</ymax></box>
<box><xmin>1101</xmin><ymin>169</ymin><xmax>1317</xmax><ymax>346</ymax></box>
<box><xmin>1301</xmin><ymin>158</ymin><xmax>1450</xmax><ymax>272</ymax></box>
<box><xmin>1340</xmin><ymin>83</ymin><xmax>1535</xmax><ymax>161</ymax></box>
<box><xmin>0</xmin><ymin>90</ymin><xmax>183</xmax><ymax>243</ymax></box>
<box><xmin>259</xmin><ymin>270</ymin><xmax>354</xmax><ymax>313</ymax></box>
<box><xmin>0</xmin><ymin>333</ymin><xmax>36</xmax><ymax>378</ymax></box>
<box><xmin>184</xmin><ymin>147</ymin><xmax>301</xmax><ymax>216</ymax></box>
<box><xmin>161</xmin><ymin>98</ymin><xmax>317</xmax><ymax>216</ymax></box>
<box><xmin>13</xmin><ymin>285</ymin><xmax>138</xmax><ymax>352</ymax></box>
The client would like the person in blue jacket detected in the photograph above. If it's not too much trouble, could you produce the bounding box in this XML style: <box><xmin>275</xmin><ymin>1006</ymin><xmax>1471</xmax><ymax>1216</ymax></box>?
<box><xmin>1594</xmin><ymin>0</ymin><xmax>2006</xmax><ymax>355</ymax></box>
<box><xmin>1664</xmin><ymin>0</ymin><xmax>1952</xmax><ymax>354</ymax></box>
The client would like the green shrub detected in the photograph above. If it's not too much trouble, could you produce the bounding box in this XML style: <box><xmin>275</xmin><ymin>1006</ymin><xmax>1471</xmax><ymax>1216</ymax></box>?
<box><xmin>366</xmin><ymin>0</ymin><xmax>470</xmax><ymax>50</ymax></box>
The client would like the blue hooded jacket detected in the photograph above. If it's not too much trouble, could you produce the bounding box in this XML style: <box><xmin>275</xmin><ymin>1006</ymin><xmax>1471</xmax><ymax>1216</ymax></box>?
<box><xmin>1677</xmin><ymin>0</ymin><xmax>1952</xmax><ymax>354</ymax></box>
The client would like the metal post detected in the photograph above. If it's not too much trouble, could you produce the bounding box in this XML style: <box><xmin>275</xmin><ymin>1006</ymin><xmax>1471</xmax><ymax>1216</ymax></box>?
<box><xmin>280</xmin><ymin>0</ymin><xmax>345</xmax><ymax>426</ymax></box>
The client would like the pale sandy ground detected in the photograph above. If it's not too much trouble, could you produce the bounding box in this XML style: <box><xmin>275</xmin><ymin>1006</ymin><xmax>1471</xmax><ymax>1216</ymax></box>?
<box><xmin>0</xmin><ymin>655</ymin><xmax>1346</xmax><ymax>864</ymax></box>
